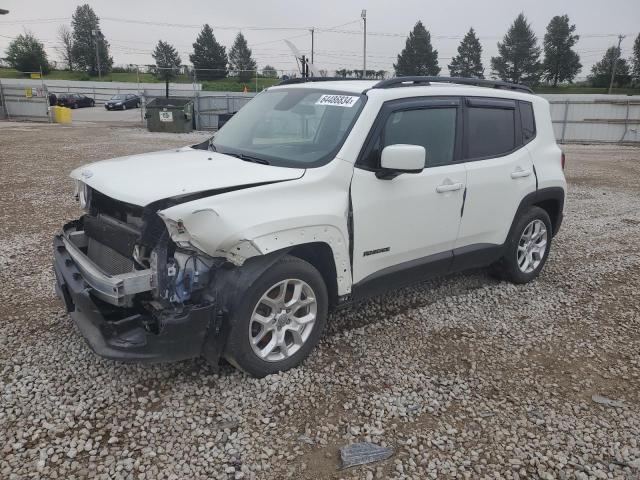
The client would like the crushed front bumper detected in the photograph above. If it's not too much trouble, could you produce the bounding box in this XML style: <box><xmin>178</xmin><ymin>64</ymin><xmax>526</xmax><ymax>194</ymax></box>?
<box><xmin>53</xmin><ymin>226</ymin><xmax>216</xmax><ymax>363</ymax></box>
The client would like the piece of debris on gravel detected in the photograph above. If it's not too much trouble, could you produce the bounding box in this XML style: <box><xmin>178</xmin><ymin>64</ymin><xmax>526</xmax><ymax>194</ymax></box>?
<box><xmin>340</xmin><ymin>442</ymin><xmax>395</xmax><ymax>469</ymax></box>
<box><xmin>1</xmin><ymin>122</ymin><xmax>639</xmax><ymax>479</ymax></box>
<box><xmin>591</xmin><ymin>394</ymin><xmax>626</xmax><ymax>408</ymax></box>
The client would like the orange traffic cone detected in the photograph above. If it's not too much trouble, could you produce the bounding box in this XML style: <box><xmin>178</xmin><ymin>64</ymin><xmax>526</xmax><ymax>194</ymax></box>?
<box><xmin>243</xmin><ymin>85</ymin><xmax>248</xmax><ymax>93</ymax></box>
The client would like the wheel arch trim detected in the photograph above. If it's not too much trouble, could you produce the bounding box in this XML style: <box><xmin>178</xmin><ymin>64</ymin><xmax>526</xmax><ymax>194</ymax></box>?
<box><xmin>508</xmin><ymin>186</ymin><xmax>565</xmax><ymax>240</ymax></box>
<box><xmin>214</xmin><ymin>226</ymin><xmax>351</xmax><ymax>296</ymax></box>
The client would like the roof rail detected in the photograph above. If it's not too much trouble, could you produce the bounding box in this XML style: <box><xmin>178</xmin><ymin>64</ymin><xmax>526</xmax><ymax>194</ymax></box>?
<box><xmin>277</xmin><ymin>77</ymin><xmax>363</xmax><ymax>86</ymax></box>
<box><xmin>372</xmin><ymin>76</ymin><xmax>533</xmax><ymax>94</ymax></box>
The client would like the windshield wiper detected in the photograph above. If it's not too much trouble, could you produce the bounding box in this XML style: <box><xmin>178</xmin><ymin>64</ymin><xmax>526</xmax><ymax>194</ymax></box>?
<box><xmin>225</xmin><ymin>152</ymin><xmax>270</xmax><ymax>165</ymax></box>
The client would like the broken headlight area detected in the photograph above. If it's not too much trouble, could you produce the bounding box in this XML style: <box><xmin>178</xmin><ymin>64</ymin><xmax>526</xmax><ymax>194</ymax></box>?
<box><xmin>68</xmin><ymin>187</ymin><xmax>220</xmax><ymax>310</ymax></box>
<box><xmin>73</xmin><ymin>179</ymin><xmax>91</xmax><ymax>210</ymax></box>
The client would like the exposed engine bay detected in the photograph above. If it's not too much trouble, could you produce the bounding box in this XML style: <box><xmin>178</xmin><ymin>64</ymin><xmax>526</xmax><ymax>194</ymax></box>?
<box><xmin>73</xmin><ymin>186</ymin><xmax>220</xmax><ymax>309</ymax></box>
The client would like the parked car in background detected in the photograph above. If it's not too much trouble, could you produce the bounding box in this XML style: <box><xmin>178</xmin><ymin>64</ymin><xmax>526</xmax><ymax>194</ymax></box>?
<box><xmin>57</xmin><ymin>93</ymin><xmax>95</xmax><ymax>109</ymax></box>
<box><xmin>105</xmin><ymin>93</ymin><xmax>141</xmax><ymax>110</ymax></box>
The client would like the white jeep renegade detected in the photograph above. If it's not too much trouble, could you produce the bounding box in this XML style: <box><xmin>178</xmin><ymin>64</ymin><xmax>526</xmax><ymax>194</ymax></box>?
<box><xmin>53</xmin><ymin>77</ymin><xmax>566</xmax><ymax>377</ymax></box>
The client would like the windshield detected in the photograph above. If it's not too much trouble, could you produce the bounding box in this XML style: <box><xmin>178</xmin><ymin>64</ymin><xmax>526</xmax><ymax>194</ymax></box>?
<box><xmin>110</xmin><ymin>95</ymin><xmax>126</xmax><ymax>100</ymax></box>
<box><xmin>211</xmin><ymin>88</ymin><xmax>365</xmax><ymax>167</ymax></box>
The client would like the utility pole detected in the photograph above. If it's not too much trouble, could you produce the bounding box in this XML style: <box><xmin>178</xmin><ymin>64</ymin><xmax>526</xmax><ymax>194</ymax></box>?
<box><xmin>608</xmin><ymin>34</ymin><xmax>625</xmax><ymax>94</ymax></box>
<box><xmin>360</xmin><ymin>9</ymin><xmax>367</xmax><ymax>79</ymax></box>
<box><xmin>92</xmin><ymin>29</ymin><xmax>102</xmax><ymax>80</ymax></box>
<box><xmin>361</xmin><ymin>10</ymin><xmax>367</xmax><ymax>79</ymax></box>
<box><xmin>310</xmin><ymin>27</ymin><xmax>315</xmax><ymax>64</ymax></box>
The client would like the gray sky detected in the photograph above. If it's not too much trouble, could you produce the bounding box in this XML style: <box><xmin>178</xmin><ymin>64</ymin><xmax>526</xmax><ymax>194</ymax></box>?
<box><xmin>1</xmin><ymin>0</ymin><xmax>638</xmax><ymax>78</ymax></box>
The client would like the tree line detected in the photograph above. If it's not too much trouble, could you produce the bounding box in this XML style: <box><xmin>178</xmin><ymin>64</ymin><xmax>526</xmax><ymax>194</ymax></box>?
<box><xmin>394</xmin><ymin>14</ymin><xmax>640</xmax><ymax>87</ymax></box>
<box><xmin>3</xmin><ymin>6</ymin><xmax>640</xmax><ymax>88</ymax></box>
<box><xmin>3</xmin><ymin>4</ymin><xmax>261</xmax><ymax>83</ymax></box>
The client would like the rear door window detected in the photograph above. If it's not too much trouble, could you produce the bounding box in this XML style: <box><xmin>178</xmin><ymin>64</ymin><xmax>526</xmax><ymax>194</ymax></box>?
<box><xmin>465</xmin><ymin>99</ymin><xmax>516</xmax><ymax>159</ymax></box>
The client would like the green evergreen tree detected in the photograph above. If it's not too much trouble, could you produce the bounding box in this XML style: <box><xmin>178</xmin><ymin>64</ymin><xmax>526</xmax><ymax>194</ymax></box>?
<box><xmin>491</xmin><ymin>13</ymin><xmax>541</xmax><ymax>84</ymax></box>
<box><xmin>5</xmin><ymin>31</ymin><xmax>50</xmax><ymax>74</ymax></box>
<box><xmin>71</xmin><ymin>4</ymin><xmax>113</xmax><ymax>76</ymax></box>
<box><xmin>448</xmin><ymin>28</ymin><xmax>484</xmax><ymax>78</ymax></box>
<box><xmin>228</xmin><ymin>33</ymin><xmax>256</xmax><ymax>83</ymax></box>
<box><xmin>189</xmin><ymin>24</ymin><xmax>228</xmax><ymax>80</ymax></box>
<box><xmin>542</xmin><ymin>15</ymin><xmax>581</xmax><ymax>86</ymax></box>
<box><xmin>394</xmin><ymin>21</ymin><xmax>440</xmax><ymax>76</ymax></box>
<box><xmin>631</xmin><ymin>33</ymin><xmax>640</xmax><ymax>83</ymax></box>
<box><xmin>588</xmin><ymin>46</ymin><xmax>631</xmax><ymax>88</ymax></box>
<box><xmin>152</xmin><ymin>40</ymin><xmax>182</xmax><ymax>98</ymax></box>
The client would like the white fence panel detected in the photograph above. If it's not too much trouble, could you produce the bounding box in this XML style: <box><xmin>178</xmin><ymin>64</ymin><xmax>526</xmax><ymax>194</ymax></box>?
<box><xmin>195</xmin><ymin>92</ymin><xmax>256</xmax><ymax>129</ymax></box>
<box><xmin>0</xmin><ymin>82</ymin><xmax>49</xmax><ymax>121</ymax></box>
<box><xmin>542</xmin><ymin>94</ymin><xmax>640</xmax><ymax>143</ymax></box>
<box><xmin>1</xmin><ymin>79</ymin><xmax>638</xmax><ymax>142</ymax></box>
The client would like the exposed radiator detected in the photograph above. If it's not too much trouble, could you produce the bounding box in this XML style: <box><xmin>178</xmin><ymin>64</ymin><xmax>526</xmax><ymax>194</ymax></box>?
<box><xmin>87</xmin><ymin>237</ymin><xmax>135</xmax><ymax>275</ymax></box>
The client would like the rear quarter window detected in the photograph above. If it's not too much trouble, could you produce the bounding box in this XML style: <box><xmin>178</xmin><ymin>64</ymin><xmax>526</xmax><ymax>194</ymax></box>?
<box><xmin>520</xmin><ymin>101</ymin><xmax>536</xmax><ymax>143</ymax></box>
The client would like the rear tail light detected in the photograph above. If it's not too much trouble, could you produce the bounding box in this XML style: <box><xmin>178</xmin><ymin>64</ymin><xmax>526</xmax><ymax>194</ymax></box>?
<box><xmin>560</xmin><ymin>152</ymin><xmax>566</xmax><ymax>170</ymax></box>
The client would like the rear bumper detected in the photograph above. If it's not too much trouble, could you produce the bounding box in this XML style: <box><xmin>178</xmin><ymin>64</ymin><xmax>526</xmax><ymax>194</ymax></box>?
<box><xmin>53</xmin><ymin>230</ymin><xmax>215</xmax><ymax>363</ymax></box>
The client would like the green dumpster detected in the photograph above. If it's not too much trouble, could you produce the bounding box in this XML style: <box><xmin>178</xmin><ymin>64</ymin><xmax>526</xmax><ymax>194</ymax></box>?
<box><xmin>145</xmin><ymin>98</ymin><xmax>193</xmax><ymax>133</ymax></box>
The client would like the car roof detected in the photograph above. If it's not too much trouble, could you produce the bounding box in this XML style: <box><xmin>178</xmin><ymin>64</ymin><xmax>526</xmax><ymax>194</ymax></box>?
<box><xmin>269</xmin><ymin>79</ymin><xmax>538</xmax><ymax>102</ymax></box>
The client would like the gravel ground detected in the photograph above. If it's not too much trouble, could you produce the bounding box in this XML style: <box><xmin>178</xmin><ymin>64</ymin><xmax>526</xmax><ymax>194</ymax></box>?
<box><xmin>1</xmin><ymin>121</ymin><xmax>639</xmax><ymax>480</ymax></box>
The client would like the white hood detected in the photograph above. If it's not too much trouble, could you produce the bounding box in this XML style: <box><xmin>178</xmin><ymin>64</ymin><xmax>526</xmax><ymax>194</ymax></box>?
<box><xmin>70</xmin><ymin>147</ymin><xmax>305</xmax><ymax>207</ymax></box>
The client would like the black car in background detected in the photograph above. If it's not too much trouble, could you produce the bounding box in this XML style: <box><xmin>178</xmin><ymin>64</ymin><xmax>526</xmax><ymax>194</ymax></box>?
<box><xmin>57</xmin><ymin>93</ymin><xmax>95</xmax><ymax>109</ymax></box>
<box><xmin>105</xmin><ymin>94</ymin><xmax>140</xmax><ymax>110</ymax></box>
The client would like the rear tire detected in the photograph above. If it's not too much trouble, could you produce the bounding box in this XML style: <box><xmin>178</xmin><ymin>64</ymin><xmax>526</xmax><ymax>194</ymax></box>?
<box><xmin>492</xmin><ymin>206</ymin><xmax>552</xmax><ymax>284</ymax></box>
<box><xmin>90</xmin><ymin>100</ymin><xmax>95</xmax><ymax>107</ymax></box>
<box><xmin>224</xmin><ymin>255</ymin><xmax>328</xmax><ymax>377</ymax></box>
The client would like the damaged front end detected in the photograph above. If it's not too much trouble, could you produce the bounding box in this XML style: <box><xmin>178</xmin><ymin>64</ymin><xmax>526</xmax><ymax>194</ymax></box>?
<box><xmin>53</xmin><ymin>187</ymin><xmax>223</xmax><ymax>363</ymax></box>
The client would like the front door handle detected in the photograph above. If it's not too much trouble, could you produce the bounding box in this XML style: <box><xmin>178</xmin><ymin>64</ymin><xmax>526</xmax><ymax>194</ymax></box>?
<box><xmin>511</xmin><ymin>169</ymin><xmax>532</xmax><ymax>179</ymax></box>
<box><xmin>436</xmin><ymin>182</ymin><xmax>464</xmax><ymax>193</ymax></box>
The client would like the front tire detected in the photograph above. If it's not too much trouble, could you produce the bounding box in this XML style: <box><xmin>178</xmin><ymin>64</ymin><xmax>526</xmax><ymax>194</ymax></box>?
<box><xmin>122</xmin><ymin>104</ymin><xmax>127</xmax><ymax>110</ymax></box>
<box><xmin>224</xmin><ymin>255</ymin><xmax>328</xmax><ymax>377</ymax></box>
<box><xmin>493</xmin><ymin>206</ymin><xmax>552</xmax><ymax>284</ymax></box>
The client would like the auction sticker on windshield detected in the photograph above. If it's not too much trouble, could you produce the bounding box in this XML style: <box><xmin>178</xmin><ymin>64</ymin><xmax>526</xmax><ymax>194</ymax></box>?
<box><xmin>316</xmin><ymin>95</ymin><xmax>360</xmax><ymax>107</ymax></box>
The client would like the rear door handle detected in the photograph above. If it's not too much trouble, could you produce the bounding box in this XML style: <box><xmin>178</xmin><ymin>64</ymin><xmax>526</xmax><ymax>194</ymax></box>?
<box><xmin>436</xmin><ymin>182</ymin><xmax>464</xmax><ymax>193</ymax></box>
<box><xmin>511</xmin><ymin>169</ymin><xmax>532</xmax><ymax>179</ymax></box>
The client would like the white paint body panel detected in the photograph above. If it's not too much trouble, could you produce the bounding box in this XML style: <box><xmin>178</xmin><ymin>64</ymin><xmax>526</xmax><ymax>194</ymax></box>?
<box><xmin>70</xmin><ymin>148</ymin><xmax>304</xmax><ymax>207</ymax></box>
<box><xmin>527</xmin><ymin>98</ymin><xmax>567</xmax><ymax>193</ymax></box>
<box><xmin>159</xmin><ymin>159</ymin><xmax>354</xmax><ymax>295</ymax></box>
<box><xmin>455</xmin><ymin>148</ymin><xmax>536</xmax><ymax>248</ymax></box>
<box><xmin>351</xmin><ymin>165</ymin><xmax>466</xmax><ymax>283</ymax></box>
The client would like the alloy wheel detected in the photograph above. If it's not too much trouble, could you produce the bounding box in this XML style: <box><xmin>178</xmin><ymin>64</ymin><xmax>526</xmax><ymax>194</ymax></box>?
<box><xmin>517</xmin><ymin>219</ymin><xmax>548</xmax><ymax>273</ymax></box>
<box><xmin>249</xmin><ymin>279</ymin><xmax>317</xmax><ymax>362</ymax></box>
